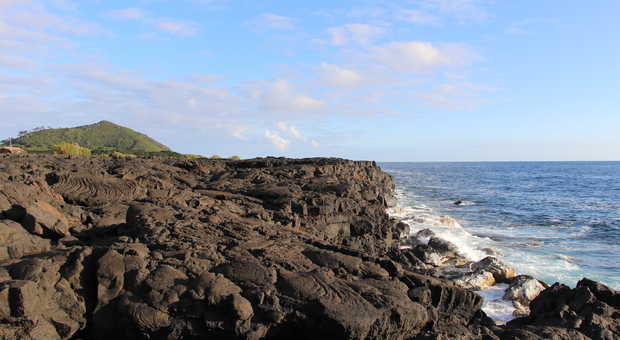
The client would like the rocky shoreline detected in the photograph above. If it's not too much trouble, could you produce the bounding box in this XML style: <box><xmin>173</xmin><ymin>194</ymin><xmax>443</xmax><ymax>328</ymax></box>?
<box><xmin>394</xmin><ymin>218</ymin><xmax>549</xmax><ymax>319</ymax></box>
<box><xmin>0</xmin><ymin>154</ymin><xmax>618</xmax><ymax>339</ymax></box>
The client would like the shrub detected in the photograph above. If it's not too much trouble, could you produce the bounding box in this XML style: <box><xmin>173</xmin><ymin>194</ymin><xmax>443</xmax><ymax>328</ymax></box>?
<box><xmin>53</xmin><ymin>143</ymin><xmax>91</xmax><ymax>156</ymax></box>
<box><xmin>185</xmin><ymin>154</ymin><xmax>203</xmax><ymax>159</ymax></box>
<box><xmin>210</xmin><ymin>155</ymin><xmax>221</xmax><ymax>159</ymax></box>
<box><xmin>110</xmin><ymin>151</ymin><xmax>137</xmax><ymax>159</ymax></box>
<box><xmin>230</xmin><ymin>155</ymin><xmax>241</xmax><ymax>160</ymax></box>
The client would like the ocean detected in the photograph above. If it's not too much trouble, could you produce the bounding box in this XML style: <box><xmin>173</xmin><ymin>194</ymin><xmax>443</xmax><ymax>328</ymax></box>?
<box><xmin>381</xmin><ymin>162</ymin><xmax>620</xmax><ymax>320</ymax></box>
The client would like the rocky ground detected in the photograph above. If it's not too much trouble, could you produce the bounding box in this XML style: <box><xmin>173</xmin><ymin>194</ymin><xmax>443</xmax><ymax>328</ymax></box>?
<box><xmin>0</xmin><ymin>154</ymin><xmax>618</xmax><ymax>340</ymax></box>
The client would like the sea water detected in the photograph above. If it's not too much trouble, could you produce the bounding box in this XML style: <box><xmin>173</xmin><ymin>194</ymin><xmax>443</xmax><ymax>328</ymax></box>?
<box><xmin>381</xmin><ymin>162</ymin><xmax>620</xmax><ymax>320</ymax></box>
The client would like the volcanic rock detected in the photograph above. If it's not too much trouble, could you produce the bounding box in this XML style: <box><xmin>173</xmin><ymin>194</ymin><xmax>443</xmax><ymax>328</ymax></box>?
<box><xmin>504</xmin><ymin>279</ymin><xmax>620</xmax><ymax>339</ymax></box>
<box><xmin>0</xmin><ymin>154</ymin><xmax>617</xmax><ymax>340</ymax></box>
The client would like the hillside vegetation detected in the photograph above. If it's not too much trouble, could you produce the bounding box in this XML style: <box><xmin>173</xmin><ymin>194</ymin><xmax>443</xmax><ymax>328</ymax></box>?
<box><xmin>6</xmin><ymin>121</ymin><xmax>171</xmax><ymax>154</ymax></box>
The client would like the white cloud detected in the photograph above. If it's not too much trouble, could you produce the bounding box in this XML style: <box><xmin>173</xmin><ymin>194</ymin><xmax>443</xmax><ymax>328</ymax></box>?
<box><xmin>419</xmin><ymin>0</ymin><xmax>489</xmax><ymax>23</ymax></box>
<box><xmin>416</xmin><ymin>82</ymin><xmax>490</xmax><ymax>109</ymax></box>
<box><xmin>0</xmin><ymin>1</ymin><xmax>102</xmax><ymax>38</ymax></box>
<box><xmin>273</xmin><ymin>121</ymin><xmax>324</xmax><ymax>150</ymax></box>
<box><xmin>289</xmin><ymin>126</ymin><xmax>302</xmax><ymax>139</ymax></box>
<box><xmin>320</xmin><ymin>62</ymin><xmax>363</xmax><ymax>87</ymax></box>
<box><xmin>109</xmin><ymin>8</ymin><xmax>146</xmax><ymax>20</ymax></box>
<box><xmin>228</xmin><ymin>125</ymin><xmax>249</xmax><ymax>140</ymax></box>
<box><xmin>370</xmin><ymin>41</ymin><xmax>477</xmax><ymax>72</ymax></box>
<box><xmin>48</xmin><ymin>0</ymin><xmax>78</xmax><ymax>12</ymax></box>
<box><xmin>56</xmin><ymin>66</ymin><xmax>251</xmax><ymax>137</ymax></box>
<box><xmin>397</xmin><ymin>9</ymin><xmax>439</xmax><ymax>25</ymax></box>
<box><xmin>0</xmin><ymin>0</ymin><xmax>22</xmax><ymax>7</ymax></box>
<box><xmin>108</xmin><ymin>7</ymin><xmax>197</xmax><ymax>37</ymax></box>
<box><xmin>326</xmin><ymin>23</ymin><xmax>384</xmax><ymax>45</ymax></box>
<box><xmin>189</xmin><ymin>74</ymin><xmax>224</xmax><ymax>83</ymax></box>
<box><xmin>346</xmin><ymin>1</ymin><xmax>489</xmax><ymax>26</ymax></box>
<box><xmin>505</xmin><ymin>18</ymin><xmax>553</xmax><ymax>36</ymax></box>
<box><xmin>264</xmin><ymin>130</ymin><xmax>290</xmax><ymax>151</ymax></box>
<box><xmin>275</xmin><ymin>121</ymin><xmax>304</xmax><ymax>139</ymax></box>
<box><xmin>155</xmin><ymin>19</ymin><xmax>197</xmax><ymax>36</ymax></box>
<box><xmin>190</xmin><ymin>0</ymin><xmax>228</xmax><ymax>7</ymax></box>
<box><xmin>249</xmin><ymin>79</ymin><xmax>325</xmax><ymax>112</ymax></box>
<box><xmin>0</xmin><ymin>54</ymin><xmax>38</xmax><ymax>70</ymax></box>
<box><xmin>0</xmin><ymin>0</ymin><xmax>491</xmax><ymax>154</ymax></box>
<box><xmin>0</xmin><ymin>0</ymin><xmax>102</xmax><ymax>56</ymax></box>
<box><xmin>248</xmin><ymin>13</ymin><xmax>296</xmax><ymax>31</ymax></box>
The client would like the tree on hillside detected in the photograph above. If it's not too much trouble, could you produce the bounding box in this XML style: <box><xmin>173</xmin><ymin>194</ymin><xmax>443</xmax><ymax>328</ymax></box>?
<box><xmin>16</xmin><ymin>126</ymin><xmax>52</xmax><ymax>137</ymax></box>
<box><xmin>31</xmin><ymin>126</ymin><xmax>51</xmax><ymax>132</ymax></box>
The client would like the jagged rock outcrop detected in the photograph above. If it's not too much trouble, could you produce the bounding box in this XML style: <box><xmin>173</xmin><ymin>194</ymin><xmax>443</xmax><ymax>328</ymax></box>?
<box><xmin>0</xmin><ymin>154</ymin><xmax>617</xmax><ymax>340</ymax></box>
<box><xmin>502</xmin><ymin>278</ymin><xmax>620</xmax><ymax>339</ymax></box>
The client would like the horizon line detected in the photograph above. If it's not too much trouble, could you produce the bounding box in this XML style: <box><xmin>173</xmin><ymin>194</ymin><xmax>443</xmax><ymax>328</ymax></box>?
<box><xmin>376</xmin><ymin>160</ymin><xmax>620</xmax><ymax>163</ymax></box>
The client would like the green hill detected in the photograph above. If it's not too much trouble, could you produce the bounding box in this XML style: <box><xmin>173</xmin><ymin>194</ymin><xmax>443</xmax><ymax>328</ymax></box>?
<box><xmin>5</xmin><ymin>121</ymin><xmax>172</xmax><ymax>154</ymax></box>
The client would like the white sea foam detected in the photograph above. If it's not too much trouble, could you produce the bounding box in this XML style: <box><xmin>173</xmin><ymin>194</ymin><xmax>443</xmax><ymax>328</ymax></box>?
<box><xmin>475</xmin><ymin>284</ymin><xmax>515</xmax><ymax>323</ymax></box>
<box><xmin>389</xmin><ymin>199</ymin><xmax>518</xmax><ymax>320</ymax></box>
<box><xmin>387</xmin><ymin>194</ymin><xmax>602</xmax><ymax>321</ymax></box>
<box><xmin>385</xmin><ymin>163</ymin><xmax>620</xmax><ymax>293</ymax></box>
<box><xmin>554</xmin><ymin>254</ymin><xmax>583</xmax><ymax>263</ymax></box>
<box><xmin>567</xmin><ymin>225</ymin><xmax>592</xmax><ymax>238</ymax></box>
<box><xmin>397</xmin><ymin>211</ymin><xmax>488</xmax><ymax>261</ymax></box>
<box><xmin>455</xmin><ymin>200</ymin><xmax>477</xmax><ymax>206</ymax></box>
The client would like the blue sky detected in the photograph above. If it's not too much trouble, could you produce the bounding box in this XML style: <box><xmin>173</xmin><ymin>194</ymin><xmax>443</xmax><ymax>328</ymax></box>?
<box><xmin>1</xmin><ymin>0</ymin><xmax>618</xmax><ymax>161</ymax></box>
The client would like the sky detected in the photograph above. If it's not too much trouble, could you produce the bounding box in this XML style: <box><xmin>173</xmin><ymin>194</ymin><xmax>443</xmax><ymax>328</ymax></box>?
<box><xmin>0</xmin><ymin>0</ymin><xmax>619</xmax><ymax>161</ymax></box>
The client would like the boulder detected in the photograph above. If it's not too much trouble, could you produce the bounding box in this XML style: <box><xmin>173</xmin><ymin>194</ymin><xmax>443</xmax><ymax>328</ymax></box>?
<box><xmin>428</xmin><ymin>236</ymin><xmax>459</xmax><ymax>253</ymax></box>
<box><xmin>409</xmin><ymin>228</ymin><xmax>435</xmax><ymax>245</ymax></box>
<box><xmin>453</xmin><ymin>270</ymin><xmax>496</xmax><ymax>290</ymax></box>
<box><xmin>0</xmin><ymin>219</ymin><xmax>51</xmax><ymax>260</ymax></box>
<box><xmin>507</xmin><ymin>280</ymin><xmax>620</xmax><ymax>339</ymax></box>
<box><xmin>193</xmin><ymin>272</ymin><xmax>242</xmax><ymax>304</ymax></box>
<box><xmin>431</xmin><ymin>256</ymin><xmax>516</xmax><ymax>291</ymax></box>
<box><xmin>96</xmin><ymin>249</ymin><xmax>126</xmax><ymax>307</ymax></box>
<box><xmin>503</xmin><ymin>275</ymin><xmax>547</xmax><ymax>316</ymax></box>
<box><xmin>0</xmin><ymin>251</ymin><xmax>90</xmax><ymax>340</ymax></box>
<box><xmin>472</xmin><ymin>256</ymin><xmax>516</xmax><ymax>283</ymax></box>
<box><xmin>22</xmin><ymin>201</ymin><xmax>70</xmax><ymax>237</ymax></box>
<box><xmin>394</xmin><ymin>221</ymin><xmax>410</xmax><ymax>239</ymax></box>
<box><xmin>410</xmin><ymin>237</ymin><xmax>468</xmax><ymax>268</ymax></box>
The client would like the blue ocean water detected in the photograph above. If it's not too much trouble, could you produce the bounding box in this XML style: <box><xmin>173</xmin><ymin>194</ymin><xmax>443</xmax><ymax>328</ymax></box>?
<box><xmin>381</xmin><ymin>162</ymin><xmax>620</xmax><ymax>290</ymax></box>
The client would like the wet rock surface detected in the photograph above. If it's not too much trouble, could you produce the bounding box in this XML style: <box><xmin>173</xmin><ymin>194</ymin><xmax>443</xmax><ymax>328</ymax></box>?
<box><xmin>503</xmin><ymin>275</ymin><xmax>548</xmax><ymax>317</ymax></box>
<box><xmin>0</xmin><ymin>154</ymin><xmax>617</xmax><ymax>340</ymax></box>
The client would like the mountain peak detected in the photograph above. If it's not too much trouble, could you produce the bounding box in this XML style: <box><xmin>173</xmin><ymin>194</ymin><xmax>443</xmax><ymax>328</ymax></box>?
<box><xmin>95</xmin><ymin>120</ymin><xmax>118</xmax><ymax>126</ymax></box>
